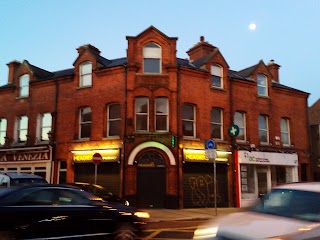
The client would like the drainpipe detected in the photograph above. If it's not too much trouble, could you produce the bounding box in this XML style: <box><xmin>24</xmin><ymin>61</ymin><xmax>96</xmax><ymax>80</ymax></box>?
<box><xmin>177</xmin><ymin>66</ymin><xmax>182</xmax><ymax>208</ymax></box>
<box><xmin>121</xmin><ymin>65</ymin><xmax>127</xmax><ymax>198</ymax></box>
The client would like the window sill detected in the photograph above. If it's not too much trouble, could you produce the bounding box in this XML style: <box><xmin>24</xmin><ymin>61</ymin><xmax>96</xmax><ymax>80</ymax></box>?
<box><xmin>136</xmin><ymin>73</ymin><xmax>169</xmax><ymax>77</ymax></box>
<box><xmin>35</xmin><ymin>140</ymin><xmax>50</xmax><ymax>145</ymax></box>
<box><xmin>210</xmin><ymin>86</ymin><xmax>225</xmax><ymax>91</ymax></box>
<box><xmin>76</xmin><ymin>85</ymin><xmax>92</xmax><ymax>90</ymax></box>
<box><xmin>103</xmin><ymin>136</ymin><xmax>120</xmax><ymax>140</ymax></box>
<box><xmin>16</xmin><ymin>96</ymin><xmax>29</xmax><ymax>100</ymax></box>
<box><xmin>257</xmin><ymin>94</ymin><xmax>270</xmax><ymax>99</ymax></box>
<box><xmin>182</xmin><ymin>136</ymin><xmax>201</xmax><ymax>141</ymax></box>
<box><xmin>73</xmin><ymin>138</ymin><xmax>90</xmax><ymax>142</ymax></box>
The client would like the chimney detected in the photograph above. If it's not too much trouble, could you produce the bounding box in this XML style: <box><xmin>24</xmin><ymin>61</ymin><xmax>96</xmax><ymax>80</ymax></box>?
<box><xmin>186</xmin><ymin>36</ymin><xmax>216</xmax><ymax>61</ymax></box>
<box><xmin>6</xmin><ymin>60</ymin><xmax>21</xmax><ymax>84</ymax></box>
<box><xmin>77</xmin><ymin>44</ymin><xmax>101</xmax><ymax>55</ymax></box>
<box><xmin>267</xmin><ymin>59</ymin><xmax>281</xmax><ymax>83</ymax></box>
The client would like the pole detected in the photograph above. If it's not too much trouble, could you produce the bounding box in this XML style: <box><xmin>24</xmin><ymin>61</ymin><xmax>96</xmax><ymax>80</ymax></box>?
<box><xmin>94</xmin><ymin>163</ymin><xmax>98</xmax><ymax>184</ymax></box>
<box><xmin>214</xmin><ymin>157</ymin><xmax>217</xmax><ymax>216</ymax></box>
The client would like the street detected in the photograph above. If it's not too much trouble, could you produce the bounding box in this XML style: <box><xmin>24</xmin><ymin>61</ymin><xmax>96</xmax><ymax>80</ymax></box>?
<box><xmin>138</xmin><ymin>220</ymin><xmax>207</xmax><ymax>239</ymax></box>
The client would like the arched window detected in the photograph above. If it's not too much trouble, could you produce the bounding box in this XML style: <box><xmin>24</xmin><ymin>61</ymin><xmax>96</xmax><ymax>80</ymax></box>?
<box><xmin>211</xmin><ymin>108</ymin><xmax>223</xmax><ymax>139</ymax></box>
<box><xmin>257</xmin><ymin>74</ymin><xmax>268</xmax><ymax>96</ymax></box>
<box><xmin>79</xmin><ymin>107</ymin><xmax>91</xmax><ymax>139</ymax></box>
<box><xmin>79</xmin><ymin>61</ymin><xmax>92</xmax><ymax>87</ymax></box>
<box><xmin>182</xmin><ymin>104</ymin><xmax>196</xmax><ymax>137</ymax></box>
<box><xmin>19</xmin><ymin>74</ymin><xmax>29</xmax><ymax>97</ymax></box>
<box><xmin>211</xmin><ymin>65</ymin><xmax>223</xmax><ymax>88</ymax></box>
<box><xmin>107</xmin><ymin>103</ymin><xmax>121</xmax><ymax>137</ymax></box>
<box><xmin>143</xmin><ymin>43</ymin><xmax>161</xmax><ymax>73</ymax></box>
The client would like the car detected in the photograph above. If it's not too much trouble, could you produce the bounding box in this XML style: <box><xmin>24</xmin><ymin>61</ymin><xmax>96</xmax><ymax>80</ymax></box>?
<box><xmin>0</xmin><ymin>184</ymin><xmax>150</xmax><ymax>240</ymax></box>
<box><xmin>193</xmin><ymin>182</ymin><xmax>320</xmax><ymax>240</ymax></box>
<box><xmin>66</xmin><ymin>182</ymin><xmax>130</xmax><ymax>206</ymax></box>
<box><xmin>0</xmin><ymin>172</ymin><xmax>48</xmax><ymax>187</ymax></box>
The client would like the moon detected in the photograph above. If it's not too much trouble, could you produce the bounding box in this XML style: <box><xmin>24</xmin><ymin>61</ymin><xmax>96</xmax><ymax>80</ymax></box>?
<box><xmin>249</xmin><ymin>23</ymin><xmax>256</xmax><ymax>31</ymax></box>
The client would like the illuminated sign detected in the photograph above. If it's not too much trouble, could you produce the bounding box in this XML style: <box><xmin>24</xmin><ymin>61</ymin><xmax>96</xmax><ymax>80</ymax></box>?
<box><xmin>183</xmin><ymin>149</ymin><xmax>230</xmax><ymax>163</ymax></box>
<box><xmin>0</xmin><ymin>150</ymin><xmax>51</xmax><ymax>162</ymax></box>
<box><xmin>72</xmin><ymin>149</ymin><xmax>119</xmax><ymax>163</ymax></box>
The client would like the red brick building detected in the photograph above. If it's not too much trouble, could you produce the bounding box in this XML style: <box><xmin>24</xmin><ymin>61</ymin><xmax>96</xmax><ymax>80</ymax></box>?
<box><xmin>0</xmin><ymin>26</ymin><xmax>310</xmax><ymax>208</ymax></box>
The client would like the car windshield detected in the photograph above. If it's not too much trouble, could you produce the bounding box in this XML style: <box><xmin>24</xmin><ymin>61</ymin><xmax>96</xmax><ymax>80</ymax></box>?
<box><xmin>250</xmin><ymin>188</ymin><xmax>320</xmax><ymax>222</ymax></box>
<box><xmin>11</xmin><ymin>178</ymin><xmax>48</xmax><ymax>186</ymax></box>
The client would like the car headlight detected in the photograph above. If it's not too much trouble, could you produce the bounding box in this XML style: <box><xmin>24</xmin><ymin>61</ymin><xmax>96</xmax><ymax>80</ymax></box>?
<box><xmin>193</xmin><ymin>225</ymin><xmax>219</xmax><ymax>239</ymax></box>
<box><xmin>134</xmin><ymin>211</ymin><xmax>150</xmax><ymax>219</ymax></box>
<box><xmin>124</xmin><ymin>200</ymin><xmax>129</xmax><ymax>206</ymax></box>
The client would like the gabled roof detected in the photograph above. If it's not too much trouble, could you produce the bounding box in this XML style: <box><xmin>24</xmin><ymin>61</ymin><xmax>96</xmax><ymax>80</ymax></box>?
<box><xmin>191</xmin><ymin>48</ymin><xmax>229</xmax><ymax>69</ymax></box>
<box><xmin>237</xmin><ymin>61</ymin><xmax>261</xmax><ymax>78</ymax></box>
<box><xmin>272</xmin><ymin>81</ymin><xmax>309</xmax><ymax>95</ymax></box>
<box><xmin>23</xmin><ymin>60</ymin><xmax>53</xmax><ymax>79</ymax></box>
<box><xmin>126</xmin><ymin>25</ymin><xmax>178</xmax><ymax>40</ymax></box>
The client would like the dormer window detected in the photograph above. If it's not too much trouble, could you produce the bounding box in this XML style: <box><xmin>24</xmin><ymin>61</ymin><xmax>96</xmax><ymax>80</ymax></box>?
<box><xmin>211</xmin><ymin>65</ymin><xmax>223</xmax><ymax>88</ymax></box>
<box><xmin>257</xmin><ymin>74</ymin><xmax>268</xmax><ymax>96</ymax></box>
<box><xmin>19</xmin><ymin>74</ymin><xmax>29</xmax><ymax>97</ymax></box>
<box><xmin>79</xmin><ymin>61</ymin><xmax>92</xmax><ymax>87</ymax></box>
<box><xmin>143</xmin><ymin>43</ymin><xmax>161</xmax><ymax>73</ymax></box>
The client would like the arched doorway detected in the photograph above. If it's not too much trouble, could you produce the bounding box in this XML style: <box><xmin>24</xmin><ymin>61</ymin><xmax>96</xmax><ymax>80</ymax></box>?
<box><xmin>136</xmin><ymin>150</ymin><xmax>166</xmax><ymax>208</ymax></box>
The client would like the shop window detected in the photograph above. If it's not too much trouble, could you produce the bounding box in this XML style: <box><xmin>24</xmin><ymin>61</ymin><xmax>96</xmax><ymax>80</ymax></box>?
<box><xmin>107</xmin><ymin>103</ymin><xmax>121</xmax><ymax>137</ymax></box>
<box><xmin>37</xmin><ymin>113</ymin><xmax>52</xmax><ymax>141</ymax></box>
<box><xmin>257</xmin><ymin>74</ymin><xmax>268</xmax><ymax>96</ymax></box>
<box><xmin>16</xmin><ymin>116</ymin><xmax>28</xmax><ymax>143</ymax></box>
<box><xmin>280</xmin><ymin>118</ymin><xmax>290</xmax><ymax>146</ymax></box>
<box><xmin>79</xmin><ymin>107</ymin><xmax>91</xmax><ymax>139</ymax></box>
<box><xmin>211</xmin><ymin>108</ymin><xmax>223</xmax><ymax>140</ymax></box>
<box><xmin>143</xmin><ymin>42</ymin><xmax>161</xmax><ymax>73</ymax></box>
<box><xmin>240</xmin><ymin>164</ymin><xmax>255</xmax><ymax>194</ymax></box>
<box><xmin>234</xmin><ymin>111</ymin><xmax>246</xmax><ymax>142</ymax></box>
<box><xmin>155</xmin><ymin>97</ymin><xmax>168</xmax><ymax>132</ymax></box>
<box><xmin>211</xmin><ymin>65</ymin><xmax>223</xmax><ymax>88</ymax></box>
<box><xmin>79</xmin><ymin>61</ymin><xmax>92</xmax><ymax>87</ymax></box>
<box><xmin>258</xmin><ymin>115</ymin><xmax>269</xmax><ymax>144</ymax></box>
<box><xmin>0</xmin><ymin>118</ymin><xmax>7</xmax><ymax>145</ymax></box>
<box><xmin>135</xmin><ymin>97</ymin><xmax>149</xmax><ymax>131</ymax></box>
<box><xmin>182</xmin><ymin>104</ymin><xmax>196</xmax><ymax>137</ymax></box>
<box><xmin>19</xmin><ymin>74</ymin><xmax>30</xmax><ymax>97</ymax></box>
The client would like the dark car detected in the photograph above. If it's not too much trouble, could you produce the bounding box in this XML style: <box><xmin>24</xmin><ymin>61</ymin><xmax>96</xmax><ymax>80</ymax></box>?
<box><xmin>0</xmin><ymin>184</ymin><xmax>149</xmax><ymax>240</ymax></box>
<box><xmin>0</xmin><ymin>172</ymin><xmax>48</xmax><ymax>187</ymax></box>
<box><xmin>67</xmin><ymin>182</ymin><xmax>130</xmax><ymax>206</ymax></box>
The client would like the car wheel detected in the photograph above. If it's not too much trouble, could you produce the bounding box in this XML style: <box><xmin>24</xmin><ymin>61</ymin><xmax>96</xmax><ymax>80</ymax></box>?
<box><xmin>113</xmin><ymin>223</ymin><xmax>137</xmax><ymax>240</ymax></box>
<box><xmin>0</xmin><ymin>231</ymin><xmax>15</xmax><ymax>240</ymax></box>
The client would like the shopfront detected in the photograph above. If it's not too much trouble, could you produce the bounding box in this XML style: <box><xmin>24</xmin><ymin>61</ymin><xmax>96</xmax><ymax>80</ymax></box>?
<box><xmin>235</xmin><ymin>150</ymin><xmax>299</xmax><ymax>208</ymax></box>
<box><xmin>71</xmin><ymin>149</ymin><xmax>121</xmax><ymax>195</ymax></box>
<box><xmin>0</xmin><ymin>146</ymin><xmax>52</xmax><ymax>182</ymax></box>
<box><xmin>182</xmin><ymin>148</ymin><xmax>230</xmax><ymax>208</ymax></box>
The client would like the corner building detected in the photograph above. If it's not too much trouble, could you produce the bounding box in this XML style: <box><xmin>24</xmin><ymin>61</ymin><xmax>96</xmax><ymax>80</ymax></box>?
<box><xmin>0</xmin><ymin>26</ymin><xmax>311</xmax><ymax>208</ymax></box>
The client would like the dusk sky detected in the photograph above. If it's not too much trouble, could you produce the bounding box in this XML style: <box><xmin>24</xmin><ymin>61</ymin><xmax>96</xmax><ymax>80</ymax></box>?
<box><xmin>0</xmin><ymin>1</ymin><xmax>319</xmax><ymax>106</ymax></box>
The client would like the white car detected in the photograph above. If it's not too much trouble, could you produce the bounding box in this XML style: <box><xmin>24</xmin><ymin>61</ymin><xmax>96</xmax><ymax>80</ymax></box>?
<box><xmin>193</xmin><ymin>182</ymin><xmax>320</xmax><ymax>240</ymax></box>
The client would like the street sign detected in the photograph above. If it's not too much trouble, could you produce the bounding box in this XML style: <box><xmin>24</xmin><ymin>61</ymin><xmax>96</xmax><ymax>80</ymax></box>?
<box><xmin>205</xmin><ymin>149</ymin><xmax>217</xmax><ymax>159</ymax></box>
<box><xmin>92</xmin><ymin>153</ymin><xmax>102</xmax><ymax>165</ymax></box>
<box><xmin>205</xmin><ymin>139</ymin><xmax>216</xmax><ymax>149</ymax></box>
<box><xmin>228</xmin><ymin>124</ymin><xmax>240</xmax><ymax>137</ymax></box>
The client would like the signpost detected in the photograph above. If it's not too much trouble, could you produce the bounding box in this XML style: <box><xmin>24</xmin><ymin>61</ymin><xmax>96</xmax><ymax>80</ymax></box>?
<box><xmin>205</xmin><ymin>139</ymin><xmax>217</xmax><ymax>216</ymax></box>
<box><xmin>92</xmin><ymin>153</ymin><xmax>102</xmax><ymax>184</ymax></box>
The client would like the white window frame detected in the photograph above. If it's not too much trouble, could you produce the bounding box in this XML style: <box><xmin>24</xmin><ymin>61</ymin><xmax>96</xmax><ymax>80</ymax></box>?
<box><xmin>79</xmin><ymin>61</ymin><xmax>92</xmax><ymax>87</ymax></box>
<box><xmin>143</xmin><ymin>42</ymin><xmax>161</xmax><ymax>74</ymax></box>
<box><xmin>155</xmin><ymin>97</ymin><xmax>169</xmax><ymax>132</ymax></box>
<box><xmin>234</xmin><ymin>111</ymin><xmax>246</xmax><ymax>142</ymax></box>
<box><xmin>0</xmin><ymin>118</ymin><xmax>7</xmax><ymax>145</ymax></box>
<box><xmin>257</xmin><ymin>74</ymin><xmax>268</xmax><ymax>96</ymax></box>
<box><xmin>79</xmin><ymin>107</ymin><xmax>92</xmax><ymax>139</ymax></box>
<box><xmin>211</xmin><ymin>65</ymin><xmax>223</xmax><ymax>88</ymax></box>
<box><xmin>182</xmin><ymin>104</ymin><xmax>196</xmax><ymax>138</ymax></box>
<box><xmin>281</xmin><ymin>118</ymin><xmax>291</xmax><ymax>146</ymax></box>
<box><xmin>211</xmin><ymin>108</ymin><xmax>223</xmax><ymax>140</ymax></box>
<box><xmin>259</xmin><ymin>115</ymin><xmax>269</xmax><ymax>144</ymax></box>
<box><xmin>107</xmin><ymin>103</ymin><xmax>121</xmax><ymax>137</ymax></box>
<box><xmin>135</xmin><ymin>97</ymin><xmax>149</xmax><ymax>131</ymax></box>
<box><xmin>37</xmin><ymin>113</ymin><xmax>52</xmax><ymax>142</ymax></box>
<box><xmin>17</xmin><ymin>116</ymin><xmax>28</xmax><ymax>142</ymax></box>
<box><xmin>19</xmin><ymin>74</ymin><xmax>30</xmax><ymax>97</ymax></box>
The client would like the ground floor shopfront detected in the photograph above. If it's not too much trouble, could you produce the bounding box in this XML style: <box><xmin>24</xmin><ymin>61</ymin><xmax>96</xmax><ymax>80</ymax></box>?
<box><xmin>0</xmin><ymin>146</ymin><xmax>52</xmax><ymax>183</ymax></box>
<box><xmin>235</xmin><ymin>150</ymin><xmax>299</xmax><ymax>208</ymax></box>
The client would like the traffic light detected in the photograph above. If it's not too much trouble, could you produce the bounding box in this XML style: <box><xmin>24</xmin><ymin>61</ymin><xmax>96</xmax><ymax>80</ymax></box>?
<box><xmin>171</xmin><ymin>135</ymin><xmax>176</xmax><ymax>147</ymax></box>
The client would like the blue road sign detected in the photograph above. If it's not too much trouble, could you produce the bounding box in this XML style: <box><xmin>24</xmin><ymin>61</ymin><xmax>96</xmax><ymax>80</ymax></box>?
<box><xmin>205</xmin><ymin>139</ymin><xmax>216</xmax><ymax>149</ymax></box>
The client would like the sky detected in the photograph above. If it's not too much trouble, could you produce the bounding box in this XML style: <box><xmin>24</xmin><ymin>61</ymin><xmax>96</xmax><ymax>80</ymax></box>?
<box><xmin>0</xmin><ymin>0</ymin><xmax>319</xmax><ymax>106</ymax></box>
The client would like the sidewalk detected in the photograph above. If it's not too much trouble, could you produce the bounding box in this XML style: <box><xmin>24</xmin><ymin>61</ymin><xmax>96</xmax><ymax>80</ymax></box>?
<box><xmin>143</xmin><ymin>208</ymin><xmax>242</xmax><ymax>222</ymax></box>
